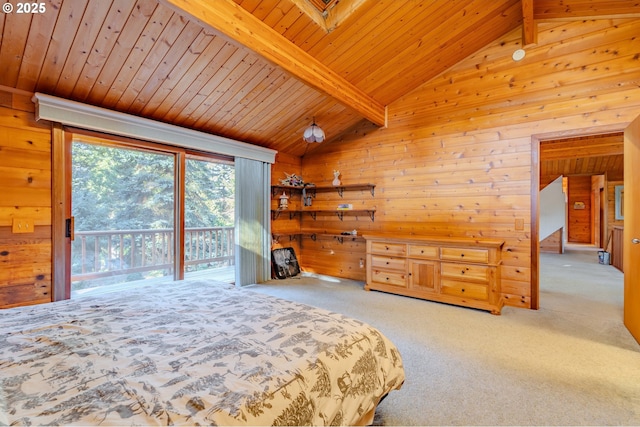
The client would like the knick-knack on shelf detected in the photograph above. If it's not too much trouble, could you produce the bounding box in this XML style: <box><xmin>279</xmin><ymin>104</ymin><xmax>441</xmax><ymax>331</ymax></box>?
<box><xmin>279</xmin><ymin>191</ymin><xmax>289</xmax><ymax>210</ymax></box>
<box><xmin>332</xmin><ymin>170</ymin><xmax>341</xmax><ymax>186</ymax></box>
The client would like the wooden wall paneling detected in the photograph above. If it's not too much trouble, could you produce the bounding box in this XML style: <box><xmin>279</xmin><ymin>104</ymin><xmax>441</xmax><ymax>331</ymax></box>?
<box><xmin>300</xmin><ymin>237</ymin><xmax>365</xmax><ymax>280</ymax></box>
<box><xmin>270</xmin><ymin>152</ymin><xmax>302</xmax><ymax>266</ymax></box>
<box><xmin>540</xmin><ymin>228</ymin><xmax>564</xmax><ymax>253</ymax></box>
<box><xmin>610</xmin><ymin>225</ymin><xmax>623</xmax><ymax>272</ymax></box>
<box><xmin>0</xmin><ymin>100</ymin><xmax>53</xmax><ymax>308</ymax></box>
<box><xmin>567</xmin><ymin>176</ymin><xmax>593</xmax><ymax>243</ymax></box>
<box><xmin>302</xmin><ymin>19</ymin><xmax>640</xmax><ymax>309</ymax></box>
<box><xmin>400</xmin><ymin>21</ymin><xmax>640</xmax><ymax>127</ymax></box>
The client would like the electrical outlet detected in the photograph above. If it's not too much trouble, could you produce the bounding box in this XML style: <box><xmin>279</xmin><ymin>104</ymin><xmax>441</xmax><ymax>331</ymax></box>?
<box><xmin>12</xmin><ymin>219</ymin><xmax>35</xmax><ymax>234</ymax></box>
<box><xmin>515</xmin><ymin>218</ymin><xmax>524</xmax><ymax>231</ymax></box>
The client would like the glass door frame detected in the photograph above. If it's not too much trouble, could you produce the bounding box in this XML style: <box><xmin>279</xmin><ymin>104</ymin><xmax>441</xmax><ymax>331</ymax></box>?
<box><xmin>53</xmin><ymin>127</ymin><xmax>191</xmax><ymax>300</ymax></box>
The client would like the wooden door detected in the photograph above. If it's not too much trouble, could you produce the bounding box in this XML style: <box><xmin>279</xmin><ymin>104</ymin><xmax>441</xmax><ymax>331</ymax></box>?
<box><xmin>624</xmin><ymin>115</ymin><xmax>640</xmax><ymax>344</ymax></box>
<box><xmin>408</xmin><ymin>259</ymin><xmax>439</xmax><ymax>294</ymax></box>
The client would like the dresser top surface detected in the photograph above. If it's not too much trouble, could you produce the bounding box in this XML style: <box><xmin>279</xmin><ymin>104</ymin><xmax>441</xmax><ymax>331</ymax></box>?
<box><xmin>362</xmin><ymin>234</ymin><xmax>505</xmax><ymax>249</ymax></box>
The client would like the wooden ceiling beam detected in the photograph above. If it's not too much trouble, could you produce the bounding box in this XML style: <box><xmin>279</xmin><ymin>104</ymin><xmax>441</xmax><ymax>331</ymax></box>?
<box><xmin>521</xmin><ymin>0</ymin><xmax>538</xmax><ymax>46</ymax></box>
<box><xmin>160</xmin><ymin>0</ymin><xmax>387</xmax><ymax>128</ymax></box>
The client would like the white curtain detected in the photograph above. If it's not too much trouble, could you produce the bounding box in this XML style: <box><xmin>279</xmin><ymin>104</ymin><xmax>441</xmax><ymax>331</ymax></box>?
<box><xmin>234</xmin><ymin>158</ymin><xmax>271</xmax><ymax>286</ymax></box>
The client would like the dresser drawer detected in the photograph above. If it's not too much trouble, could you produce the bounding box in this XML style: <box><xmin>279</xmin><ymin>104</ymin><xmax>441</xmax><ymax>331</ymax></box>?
<box><xmin>440</xmin><ymin>279</ymin><xmax>489</xmax><ymax>301</ymax></box>
<box><xmin>408</xmin><ymin>244</ymin><xmax>439</xmax><ymax>259</ymax></box>
<box><xmin>371</xmin><ymin>269</ymin><xmax>406</xmax><ymax>287</ymax></box>
<box><xmin>441</xmin><ymin>263</ymin><xmax>489</xmax><ymax>283</ymax></box>
<box><xmin>440</xmin><ymin>247</ymin><xmax>489</xmax><ymax>263</ymax></box>
<box><xmin>371</xmin><ymin>255</ymin><xmax>406</xmax><ymax>271</ymax></box>
<box><xmin>370</xmin><ymin>242</ymin><xmax>406</xmax><ymax>256</ymax></box>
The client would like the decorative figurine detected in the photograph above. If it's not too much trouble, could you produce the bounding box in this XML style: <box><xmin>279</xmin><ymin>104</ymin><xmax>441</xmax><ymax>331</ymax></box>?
<box><xmin>332</xmin><ymin>170</ymin><xmax>341</xmax><ymax>186</ymax></box>
<box><xmin>280</xmin><ymin>172</ymin><xmax>304</xmax><ymax>187</ymax></box>
<box><xmin>279</xmin><ymin>191</ymin><xmax>289</xmax><ymax>210</ymax></box>
<box><xmin>302</xmin><ymin>187</ymin><xmax>312</xmax><ymax>206</ymax></box>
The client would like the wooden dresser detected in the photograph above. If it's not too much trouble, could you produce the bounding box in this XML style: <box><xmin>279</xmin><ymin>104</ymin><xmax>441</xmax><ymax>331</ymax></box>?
<box><xmin>363</xmin><ymin>234</ymin><xmax>505</xmax><ymax>314</ymax></box>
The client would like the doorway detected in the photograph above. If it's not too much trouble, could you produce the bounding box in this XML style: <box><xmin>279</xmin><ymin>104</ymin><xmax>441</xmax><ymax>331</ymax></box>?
<box><xmin>532</xmin><ymin>128</ymin><xmax>625</xmax><ymax>309</ymax></box>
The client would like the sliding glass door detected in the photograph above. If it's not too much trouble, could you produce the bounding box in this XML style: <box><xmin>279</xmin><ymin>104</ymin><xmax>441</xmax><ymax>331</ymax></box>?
<box><xmin>66</xmin><ymin>133</ymin><xmax>236</xmax><ymax>297</ymax></box>
<box><xmin>183</xmin><ymin>156</ymin><xmax>235</xmax><ymax>282</ymax></box>
<box><xmin>70</xmin><ymin>140</ymin><xmax>176</xmax><ymax>296</ymax></box>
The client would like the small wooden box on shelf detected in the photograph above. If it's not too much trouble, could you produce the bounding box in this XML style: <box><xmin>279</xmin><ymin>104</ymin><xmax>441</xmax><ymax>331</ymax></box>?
<box><xmin>363</xmin><ymin>234</ymin><xmax>504</xmax><ymax>315</ymax></box>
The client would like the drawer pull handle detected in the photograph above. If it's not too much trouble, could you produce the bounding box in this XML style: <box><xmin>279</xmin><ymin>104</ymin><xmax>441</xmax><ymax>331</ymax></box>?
<box><xmin>386</xmin><ymin>261</ymin><xmax>389</xmax><ymax>264</ymax></box>
<box><xmin>461</xmin><ymin>270</ymin><xmax>465</xmax><ymax>274</ymax></box>
<box><xmin>461</xmin><ymin>288</ymin><xmax>465</xmax><ymax>293</ymax></box>
<box><xmin>460</xmin><ymin>253</ymin><xmax>465</xmax><ymax>258</ymax></box>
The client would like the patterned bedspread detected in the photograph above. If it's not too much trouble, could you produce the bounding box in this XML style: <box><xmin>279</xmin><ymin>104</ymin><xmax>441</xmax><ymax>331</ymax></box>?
<box><xmin>0</xmin><ymin>279</ymin><xmax>404</xmax><ymax>425</ymax></box>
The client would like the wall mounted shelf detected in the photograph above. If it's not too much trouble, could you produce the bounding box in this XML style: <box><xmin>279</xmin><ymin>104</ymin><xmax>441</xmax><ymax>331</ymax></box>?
<box><xmin>271</xmin><ymin>183</ymin><xmax>375</xmax><ymax>198</ymax></box>
<box><xmin>272</xmin><ymin>232</ymin><xmax>364</xmax><ymax>244</ymax></box>
<box><xmin>271</xmin><ymin>209</ymin><xmax>376</xmax><ymax>221</ymax></box>
<box><xmin>270</xmin><ymin>210</ymin><xmax>300</xmax><ymax>220</ymax></box>
<box><xmin>304</xmin><ymin>209</ymin><xmax>376</xmax><ymax>221</ymax></box>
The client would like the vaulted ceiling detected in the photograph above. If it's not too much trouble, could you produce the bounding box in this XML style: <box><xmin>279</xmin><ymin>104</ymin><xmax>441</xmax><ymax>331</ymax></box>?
<box><xmin>1</xmin><ymin>0</ymin><xmax>639</xmax><ymax>156</ymax></box>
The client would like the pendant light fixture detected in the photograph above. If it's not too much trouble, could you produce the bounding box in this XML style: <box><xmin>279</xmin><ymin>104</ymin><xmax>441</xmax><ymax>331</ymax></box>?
<box><xmin>303</xmin><ymin>117</ymin><xmax>325</xmax><ymax>143</ymax></box>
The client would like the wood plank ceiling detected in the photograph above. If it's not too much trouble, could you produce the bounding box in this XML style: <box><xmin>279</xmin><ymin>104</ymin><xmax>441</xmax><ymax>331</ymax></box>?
<box><xmin>1</xmin><ymin>0</ymin><xmax>638</xmax><ymax>157</ymax></box>
<box><xmin>540</xmin><ymin>133</ymin><xmax>624</xmax><ymax>187</ymax></box>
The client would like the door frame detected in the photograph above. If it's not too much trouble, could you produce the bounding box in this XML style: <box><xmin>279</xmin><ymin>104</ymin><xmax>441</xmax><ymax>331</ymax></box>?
<box><xmin>530</xmin><ymin>123</ymin><xmax>626</xmax><ymax>310</ymax></box>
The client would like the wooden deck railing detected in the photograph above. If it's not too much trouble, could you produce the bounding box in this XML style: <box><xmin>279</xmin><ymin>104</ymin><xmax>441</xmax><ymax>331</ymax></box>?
<box><xmin>71</xmin><ymin>227</ymin><xmax>234</xmax><ymax>281</ymax></box>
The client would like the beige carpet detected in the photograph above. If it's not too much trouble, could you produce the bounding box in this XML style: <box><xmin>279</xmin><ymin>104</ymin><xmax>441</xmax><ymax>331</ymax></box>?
<box><xmin>249</xmin><ymin>247</ymin><xmax>640</xmax><ymax>425</ymax></box>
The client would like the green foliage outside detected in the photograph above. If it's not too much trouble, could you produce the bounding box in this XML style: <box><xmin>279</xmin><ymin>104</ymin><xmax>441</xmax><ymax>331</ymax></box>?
<box><xmin>71</xmin><ymin>141</ymin><xmax>235</xmax><ymax>290</ymax></box>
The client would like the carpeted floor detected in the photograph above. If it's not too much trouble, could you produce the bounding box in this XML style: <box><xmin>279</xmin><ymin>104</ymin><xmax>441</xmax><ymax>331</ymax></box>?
<box><xmin>248</xmin><ymin>246</ymin><xmax>640</xmax><ymax>426</ymax></box>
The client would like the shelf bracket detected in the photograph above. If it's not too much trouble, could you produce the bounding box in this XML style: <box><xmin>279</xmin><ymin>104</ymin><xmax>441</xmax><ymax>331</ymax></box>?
<box><xmin>271</xmin><ymin>211</ymin><xmax>281</xmax><ymax>220</ymax></box>
<box><xmin>369</xmin><ymin>186</ymin><xmax>375</xmax><ymax>197</ymax></box>
<box><xmin>336</xmin><ymin>212</ymin><xmax>344</xmax><ymax>221</ymax></box>
<box><xmin>308</xmin><ymin>212</ymin><xmax>317</xmax><ymax>220</ymax></box>
<box><xmin>336</xmin><ymin>236</ymin><xmax>344</xmax><ymax>244</ymax></box>
<box><xmin>367</xmin><ymin>210</ymin><xmax>375</xmax><ymax>221</ymax></box>
<box><xmin>310</xmin><ymin>233</ymin><xmax>317</xmax><ymax>241</ymax></box>
<box><xmin>337</xmin><ymin>186</ymin><xmax>344</xmax><ymax>197</ymax></box>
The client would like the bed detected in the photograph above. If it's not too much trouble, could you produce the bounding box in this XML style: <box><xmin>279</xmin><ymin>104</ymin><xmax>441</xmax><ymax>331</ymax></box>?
<box><xmin>0</xmin><ymin>279</ymin><xmax>404</xmax><ymax>425</ymax></box>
